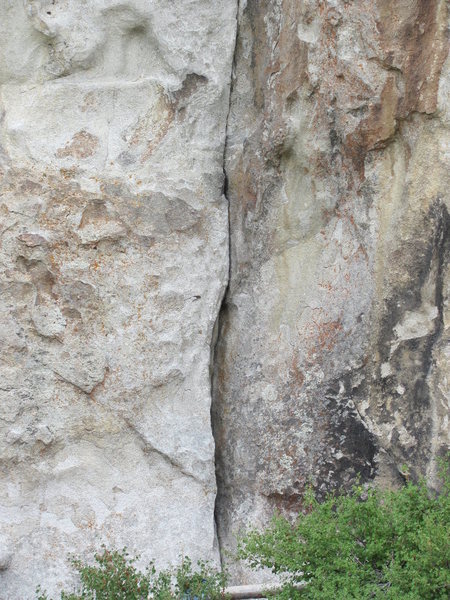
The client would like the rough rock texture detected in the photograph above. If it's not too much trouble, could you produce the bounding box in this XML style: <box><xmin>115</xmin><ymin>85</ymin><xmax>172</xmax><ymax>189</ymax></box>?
<box><xmin>1</xmin><ymin>0</ymin><xmax>449</xmax><ymax>596</ymax></box>
<box><xmin>213</xmin><ymin>0</ymin><xmax>450</xmax><ymax>581</ymax></box>
<box><xmin>0</xmin><ymin>1</ymin><xmax>237</xmax><ymax>597</ymax></box>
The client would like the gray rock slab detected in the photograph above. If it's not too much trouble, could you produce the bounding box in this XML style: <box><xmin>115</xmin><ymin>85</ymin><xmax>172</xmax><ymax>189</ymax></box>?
<box><xmin>213</xmin><ymin>0</ymin><xmax>450</xmax><ymax>582</ymax></box>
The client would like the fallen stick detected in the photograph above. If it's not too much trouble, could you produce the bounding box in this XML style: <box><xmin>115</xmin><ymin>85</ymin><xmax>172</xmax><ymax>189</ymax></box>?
<box><xmin>224</xmin><ymin>582</ymin><xmax>307</xmax><ymax>599</ymax></box>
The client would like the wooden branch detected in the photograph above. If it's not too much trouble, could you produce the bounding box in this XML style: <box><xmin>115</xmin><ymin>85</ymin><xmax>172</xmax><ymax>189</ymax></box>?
<box><xmin>224</xmin><ymin>582</ymin><xmax>307</xmax><ymax>599</ymax></box>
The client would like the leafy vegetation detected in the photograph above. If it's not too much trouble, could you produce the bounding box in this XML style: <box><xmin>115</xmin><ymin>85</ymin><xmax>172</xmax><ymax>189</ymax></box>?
<box><xmin>36</xmin><ymin>547</ymin><xmax>229</xmax><ymax>600</ymax></box>
<box><xmin>35</xmin><ymin>461</ymin><xmax>449</xmax><ymax>599</ymax></box>
<box><xmin>238</xmin><ymin>462</ymin><xmax>449</xmax><ymax>599</ymax></box>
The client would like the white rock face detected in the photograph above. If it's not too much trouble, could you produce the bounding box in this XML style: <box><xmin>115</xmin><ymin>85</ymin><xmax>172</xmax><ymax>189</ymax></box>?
<box><xmin>0</xmin><ymin>1</ymin><xmax>237</xmax><ymax>597</ymax></box>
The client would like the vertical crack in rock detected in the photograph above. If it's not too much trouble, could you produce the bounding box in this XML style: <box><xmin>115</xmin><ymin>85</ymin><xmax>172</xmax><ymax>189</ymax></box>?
<box><xmin>210</xmin><ymin>0</ymin><xmax>240</xmax><ymax>568</ymax></box>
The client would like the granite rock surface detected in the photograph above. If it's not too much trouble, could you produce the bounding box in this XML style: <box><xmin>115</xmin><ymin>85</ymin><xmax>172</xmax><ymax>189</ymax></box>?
<box><xmin>213</xmin><ymin>0</ymin><xmax>450</xmax><ymax>581</ymax></box>
<box><xmin>0</xmin><ymin>1</ymin><xmax>236</xmax><ymax>597</ymax></box>
<box><xmin>0</xmin><ymin>0</ymin><xmax>449</xmax><ymax>595</ymax></box>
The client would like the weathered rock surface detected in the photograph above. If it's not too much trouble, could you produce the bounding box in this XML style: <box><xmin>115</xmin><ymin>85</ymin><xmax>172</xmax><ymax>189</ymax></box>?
<box><xmin>213</xmin><ymin>0</ymin><xmax>450</xmax><ymax>581</ymax></box>
<box><xmin>1</xmin><ymin>0</ymin><xmax>449</xmax><ymax>596</ymax></box>
<box><xmin>0</xmin><ymin>1</ymin><xmax>236</xmax><ymax>597</ymax></box>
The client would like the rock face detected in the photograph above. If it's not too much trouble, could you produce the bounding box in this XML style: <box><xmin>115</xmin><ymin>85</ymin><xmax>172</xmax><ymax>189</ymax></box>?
<box><xmin>0</xmin><ymin>1</ymin><xmax>236</xmax><ymax>597</ymax></box>
<box><xmin>213</xmin><ymin>0</ymin><xmax>449</xmax><ymax>580</ymax></box>
<box><xmin>1</xmin><ymin>0</ymin><xmax>449</xmax><ymax>596</ymax></box>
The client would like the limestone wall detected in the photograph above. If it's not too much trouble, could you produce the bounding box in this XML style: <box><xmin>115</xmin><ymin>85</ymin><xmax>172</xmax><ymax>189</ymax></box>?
<box><xmin>0</xmin><ymin>1</ymin><xmax>448</xmax><ymax>596</ymax></box>
<box><xmin>0</xmin><ymin>1</ymin><xmax>236</xmax><ymax>596</ymax></box>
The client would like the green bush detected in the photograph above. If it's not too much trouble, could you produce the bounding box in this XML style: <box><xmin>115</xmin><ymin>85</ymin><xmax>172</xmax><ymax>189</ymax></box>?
<box><xmin>238</xmin><ymin>463</ymin><xmax>449</xmax><ymax>599</ymax></box>
<box><xmin>36</xmin><ymin>547</ymin><xmax>229</xmax><ymax>600</ymax></box>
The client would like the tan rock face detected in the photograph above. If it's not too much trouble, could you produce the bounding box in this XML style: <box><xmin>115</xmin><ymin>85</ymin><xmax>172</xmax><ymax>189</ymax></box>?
<box><xmin>213</xmin><ymin>0</ymin><xmax>449</xmax><ymax>580</ymax></box>
<box><xmin>0</xmin><ymin>1</ymin><xmax>237</xmax><ymax>597</ymax></box>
